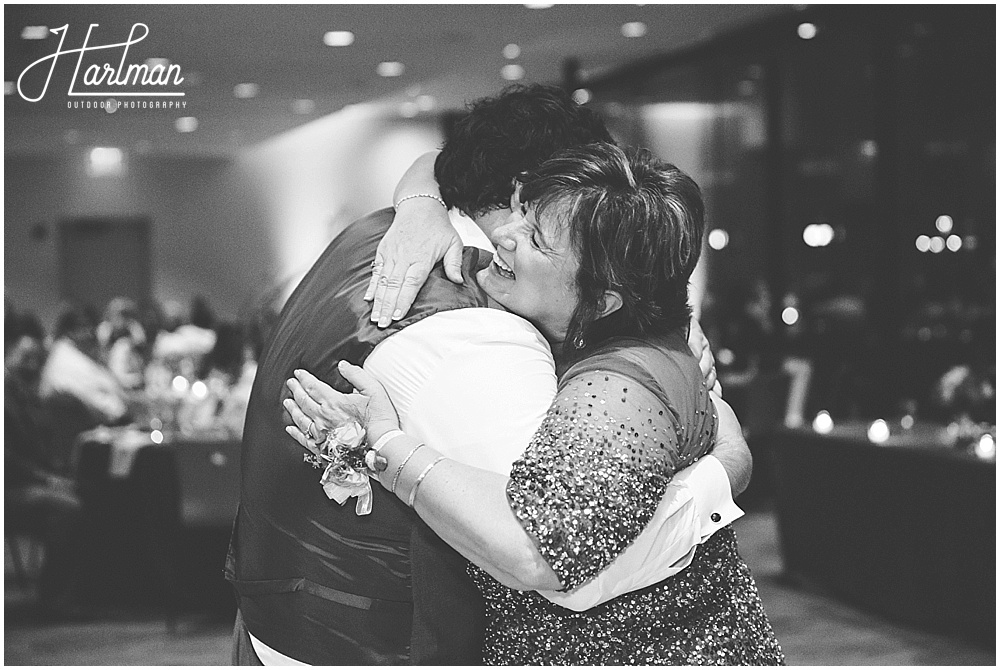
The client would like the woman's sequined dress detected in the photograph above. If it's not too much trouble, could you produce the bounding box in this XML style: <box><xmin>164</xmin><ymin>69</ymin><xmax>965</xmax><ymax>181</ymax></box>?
<box><xmin>469</xmin><ymin>335</ymin><xmax>785</xmax><ymax>665</ymax></box>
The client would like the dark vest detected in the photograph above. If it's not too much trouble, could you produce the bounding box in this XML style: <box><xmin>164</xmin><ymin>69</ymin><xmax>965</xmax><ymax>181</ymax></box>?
<box><xmin>225</xmin><ymin>208</ymin><xmax>493</xmax><ymax>664</ymax></box>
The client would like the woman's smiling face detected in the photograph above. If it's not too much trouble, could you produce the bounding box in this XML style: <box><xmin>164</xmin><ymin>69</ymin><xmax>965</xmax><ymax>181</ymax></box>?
<box><xmin>477</xmin><ymin>192</ymin><xmax>580</xmax><ymax>344</ymax></box>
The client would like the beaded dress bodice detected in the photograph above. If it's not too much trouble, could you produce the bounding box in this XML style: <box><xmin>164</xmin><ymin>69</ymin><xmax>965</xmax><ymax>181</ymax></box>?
<box><xmin>469</xmin><ymin>335</ymin><xmax>784</xmax><ymax>665</ymax></box>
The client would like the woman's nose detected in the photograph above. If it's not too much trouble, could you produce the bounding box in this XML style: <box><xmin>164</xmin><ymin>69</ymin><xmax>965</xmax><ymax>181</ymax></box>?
<box><xmin>494</xmin><ymin>221</ymin><xmax>519</xmax><ymax>251</ymax></box>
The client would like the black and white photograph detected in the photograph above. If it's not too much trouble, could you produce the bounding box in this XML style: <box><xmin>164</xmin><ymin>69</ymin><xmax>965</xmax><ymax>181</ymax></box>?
<box><xmin>4</xmin><ymin>3</ymin><xmax>994</xmax><ymax>666</ymax></box>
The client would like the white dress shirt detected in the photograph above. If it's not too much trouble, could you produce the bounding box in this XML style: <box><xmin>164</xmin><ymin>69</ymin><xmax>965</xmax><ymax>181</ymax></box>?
<box><xmin>39</xmin><ymin>339</ymin><xmax>128</xmax><ymax>423</ymax></box>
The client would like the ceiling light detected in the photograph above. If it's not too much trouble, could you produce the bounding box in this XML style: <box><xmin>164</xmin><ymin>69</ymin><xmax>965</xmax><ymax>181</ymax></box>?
<box><xmin>377</xmin><ymin>61</ymin><xmax>405</xmax><ymax>77</ymax></box>
<box><xmin>291</xmin><ymin>99</ymin><xmax>316</xmax><ymax>115</ymax></box>
<box><xmin>4</xmin><ymin>81</ymin><xmax>14</xmax><ymax>96</ymax></box>
<box><xmin>946</xmin><ymin>234</ymin><xmax>962</xmax><ymax>252</ymax></box>
<box><xmin>21</xmin><ymin>26</ymin><xmax>49</xmax><ymax>40</ymax></box>
<box><xmin>145</xmin><ymin>58</ymin><xmax>170</xmax><ymax>69</ymax></box>
<box><xmin>503</xmin><ymin>43</ymin><xmax>521</xmax><ymax>59</ymax></box>
<box><xmin>524</xmin><ymin>3</ymin><xmax>554</xmax><ymax>8</ymax></box>
<box><xmin>88</xmin><ymin>147</ymin><xmax>123</xmax><ymax>177</ymax></box>
<box><xmin>621</xmin><ymin>22</ymin><xmax>648</xmax><ymax>38</ymax></box>
<box><xmin>234</xmin><ymin>83</ymin><xmax>259</xmax><ymax>99</ymax></box>
<box><xmin>175</xmin><ymin>116</ymin><xmax>198</xmax><ymax>133</ymax></box>
<box><xmin>572</xmin><ymin>88</ymin><xmax>592</xmax><ymax>104</ymax></box>
<box><xmin>797</xmin><ymin>23</ymin><xmax>818</xmax><ymax>40</ymax></box>
<box><xmin>324</xmin><ymin>30</ymin><xmax>355</xmax><ymax>47</ymax></box>
<box><xmin>501</xmin><ymin>64</ymin><xmax>525</xmax><ymax>81</ymax></box>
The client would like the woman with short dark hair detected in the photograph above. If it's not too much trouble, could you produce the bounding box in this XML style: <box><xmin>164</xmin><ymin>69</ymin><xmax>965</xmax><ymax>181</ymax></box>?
<box><xmin>286</xmin><ymin>143</ymin><xmax>784</xmax><ymax>664</ymax></box>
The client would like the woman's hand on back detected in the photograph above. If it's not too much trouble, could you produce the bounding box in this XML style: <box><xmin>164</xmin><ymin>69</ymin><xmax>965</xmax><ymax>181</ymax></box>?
<box><xmin>366</xmin><ymin>151</ymin><xmax>465</xmax><ymax>328</ymax></box>
<box><xmin>283</xmin><ymin>362</ymin><xmax>400</xmax><ymax>449</ymax></box>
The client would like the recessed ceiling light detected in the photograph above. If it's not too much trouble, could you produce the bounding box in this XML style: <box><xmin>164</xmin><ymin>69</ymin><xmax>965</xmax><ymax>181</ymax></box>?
<box><xmin>4</xmin><ymin>81</ymin><xmax>14</xmax><ymax>96</ymax></box>
<box><xmin>572</xmin><ymin>88</ymin><xmax>592</xmax><ymax>104</ymax></box>
<box><xmin>621</xmin><ymin>22</ymin><xmax>647</xmax><ymax>38</ymax></box>
<box><xmin>234</xmin><ymin>83</ymin><xmax>259</xmax><ymax>99</ymax></box>
<box><xmin>503</xmin><ymin>43</ymin><xmax>521</xmax><ymax>60</ymax></box>
<box><xmin>175</xmin><ymin>117</ymin><xmax>198</xmax><ymax>133</ymax></box>
<box><xmin>89</xmin><ymin>147</ymin><xmax>123</xmax><ymax>176</ymax></box>
<box><xmin>797</xmin><ymin>23</ymin><xmax>818</xmax><ymax>40</ymax></box>
<box><xmin>291</xmin><ymin>99</ymin><xmax>316</xmax><ymax>115</ymax></box>
<box><xmin>145</xmin><ymin>58</ymin><xmax>170</xmax><ymax>69</ymax></box>
<box><xmin>21</xmin><ymin>26</ymin><xmax>48</xmax><ymax>40</ymax></box>
<box><xmin>377</xmin><ymin>61</ymin><xmax>405</xmax><ymax>77</ymax></box>
<box><xmin>501</xmin><ymin>64</ymin><xmax>525</xmax><ymax>81</ymax></box>
<box><xmin>324</xmin><ymin>31</ymin><xmax>355</xmax><ymax>47</ymax></box>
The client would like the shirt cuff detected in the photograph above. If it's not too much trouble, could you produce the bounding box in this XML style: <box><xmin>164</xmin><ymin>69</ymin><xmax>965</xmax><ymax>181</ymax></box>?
<box><xmin>673</xmin><ymin>455</ymin><xmax>743</xmax><ymax>541</ymax></box>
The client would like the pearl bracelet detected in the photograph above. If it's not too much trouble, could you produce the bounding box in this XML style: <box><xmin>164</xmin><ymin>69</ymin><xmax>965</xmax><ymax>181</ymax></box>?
<box><xmin>394</xmin><ymin>193</ymin><xmax>447</xmax><ymax>210</ymax></box>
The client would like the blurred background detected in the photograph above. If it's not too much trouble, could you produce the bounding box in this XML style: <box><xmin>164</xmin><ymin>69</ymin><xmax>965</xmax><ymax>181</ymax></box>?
<box><xmin>4</xmin><ymin>3</ymin><xmax>994</xmax><ymax>665</ymax></box>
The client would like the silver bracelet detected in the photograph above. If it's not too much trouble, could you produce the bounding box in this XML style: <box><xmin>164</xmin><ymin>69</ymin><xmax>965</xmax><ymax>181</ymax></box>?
<box><xmin>407</xmin><ymin>456</ymin><xmax>445</xmax><ymax>508</ymax></box>
<box><xmin>390</xmin><ymin>443</ymin><xmax>424</xmax><ymax>494</ymax></box>
<box><xmin>394</xmin><ymin>193</ymin><xmax>446</xmax><ymax>210</ymax></box>
<box><xmin>371</xmin><ymin>429</ymin><xmax>405</xmax><ymax>453</ymax></box>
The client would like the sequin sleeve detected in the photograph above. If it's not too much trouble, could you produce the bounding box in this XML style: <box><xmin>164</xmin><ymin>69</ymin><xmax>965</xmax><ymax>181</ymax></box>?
<box><xmin>506</xmin><ymin>369</ymin><xmax>716</xmax><ymax>591</ymax></box>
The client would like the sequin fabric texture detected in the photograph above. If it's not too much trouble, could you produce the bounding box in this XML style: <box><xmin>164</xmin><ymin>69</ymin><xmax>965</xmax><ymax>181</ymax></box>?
<box><xmin>469</xmin><ymin>364</ymin><xmax>785</xmax><ymax>665</ymax></box>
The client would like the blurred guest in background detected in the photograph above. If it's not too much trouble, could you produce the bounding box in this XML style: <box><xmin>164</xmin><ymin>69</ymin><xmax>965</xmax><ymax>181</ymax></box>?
<box><xmin>39</xmin><ymin>305</ymin><xmax>129</xmax><ymax>460</ymax></box>
<box><xmin>96</xmin><ymin>297</ymin><xmax>148</xmax><ymax>390</ymax></box>
<box><xmin>5</xmin><ymin>301</ymin><xmax>84</xmax><ymax>616</ymax></box>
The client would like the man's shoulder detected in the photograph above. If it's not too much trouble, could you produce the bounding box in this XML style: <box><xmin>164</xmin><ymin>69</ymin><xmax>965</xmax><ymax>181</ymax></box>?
<box><xmin>413</xmin><ymin>308</ymin><xmax>547</xmax><ymax>345</ymax></box>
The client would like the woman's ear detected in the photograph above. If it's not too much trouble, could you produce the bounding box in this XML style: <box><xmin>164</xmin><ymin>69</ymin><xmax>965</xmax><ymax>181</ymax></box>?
<box><xmin>597</xmin><ymin>291</ymin><xmax>623</xmax><ymax>319</ymax></box>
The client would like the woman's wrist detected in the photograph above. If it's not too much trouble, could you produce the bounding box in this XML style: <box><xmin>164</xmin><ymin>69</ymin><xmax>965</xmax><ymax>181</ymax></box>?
<box><xmin>374</xmin><ymin>432</ymin><xmax>445</xmax><ymax>504</ymax></box>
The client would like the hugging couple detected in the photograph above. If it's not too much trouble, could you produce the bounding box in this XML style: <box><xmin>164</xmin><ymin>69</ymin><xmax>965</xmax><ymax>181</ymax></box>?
<box><xmin>225</xmin><ymin>84</ymin><xmax>784</xmax><ymax>666</ymax></box>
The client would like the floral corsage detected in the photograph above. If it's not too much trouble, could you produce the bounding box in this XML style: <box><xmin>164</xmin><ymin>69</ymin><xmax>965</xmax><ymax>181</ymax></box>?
<box><xmin>302</xmin><ymin>422</ymin><xmax>386</xmax><ymax>515</ymax></box>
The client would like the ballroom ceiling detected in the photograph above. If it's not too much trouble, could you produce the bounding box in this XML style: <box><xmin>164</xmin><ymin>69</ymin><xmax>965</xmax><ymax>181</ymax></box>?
<box><xmin>4</xmin><ymin>4</ymin><xmax>794</xmax><ymax>157</ymax></box>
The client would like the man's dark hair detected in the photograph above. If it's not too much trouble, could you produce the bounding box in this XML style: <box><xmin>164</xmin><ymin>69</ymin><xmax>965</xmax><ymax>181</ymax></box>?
<box><xmin>435</xmin><ymin>84</ymin><xmax>614</xmax><ymax>218</ymax></box>
<box><xmin>518</xmin><ymin>143</ymin><xmax>705</xmax><ymax>358</ymax></box>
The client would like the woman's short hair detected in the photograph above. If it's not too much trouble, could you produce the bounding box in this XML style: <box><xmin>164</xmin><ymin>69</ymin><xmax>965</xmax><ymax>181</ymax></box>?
<box><xmin>517</xmin><ymin>142</ymin><xmax>705</xmax><ymax>356</ymax></box>
<box><xmin>435</xmin><ymin>84</ymin><xmax>614</xmax><ymax>218</ymax></box>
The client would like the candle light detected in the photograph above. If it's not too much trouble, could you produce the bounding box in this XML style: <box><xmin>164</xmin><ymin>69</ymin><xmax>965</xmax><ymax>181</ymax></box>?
<box><xmin>812</xmin><ymin>410</ymin><xmax>834</xmax><ymax>434</ymax></box>
<box><xmin>868</xmin><ymin>419</ymin><xmax>890</xmax><ymax>444</ymax></box>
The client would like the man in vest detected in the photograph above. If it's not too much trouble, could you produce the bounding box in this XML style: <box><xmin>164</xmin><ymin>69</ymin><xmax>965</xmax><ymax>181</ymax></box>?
<box><xmin>226</xmin><ymin>84</ymin><xmax>749</xmax><ymax>665</ymax></box>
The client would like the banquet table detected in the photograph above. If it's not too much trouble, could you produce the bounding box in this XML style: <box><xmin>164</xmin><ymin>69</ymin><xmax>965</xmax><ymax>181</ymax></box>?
<box><xmin>767</xmin><ymin>422</ymin><xmax>995</xmax><ymax>645</ymax></box>
<box><xmin>73</xmin><ymin>426</ymin><xmax>241</xmax><ymax>613</ymax></box>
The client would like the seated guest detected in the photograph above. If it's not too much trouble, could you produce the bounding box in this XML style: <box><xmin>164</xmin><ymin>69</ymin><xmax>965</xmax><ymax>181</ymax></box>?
<box><xmin>5</xmin><ymin>302</ymin><xmax>83</xmax><ymax>615</ymax></box>
<box><xmin>97</xmin><ymin>297</ymin><xmax>148</xmax><ymax>390</ymax></box>
<box><xmin>39</xmin><ymin>305</ymin><xmax>129</xmax><ymax>428</ymax></box>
